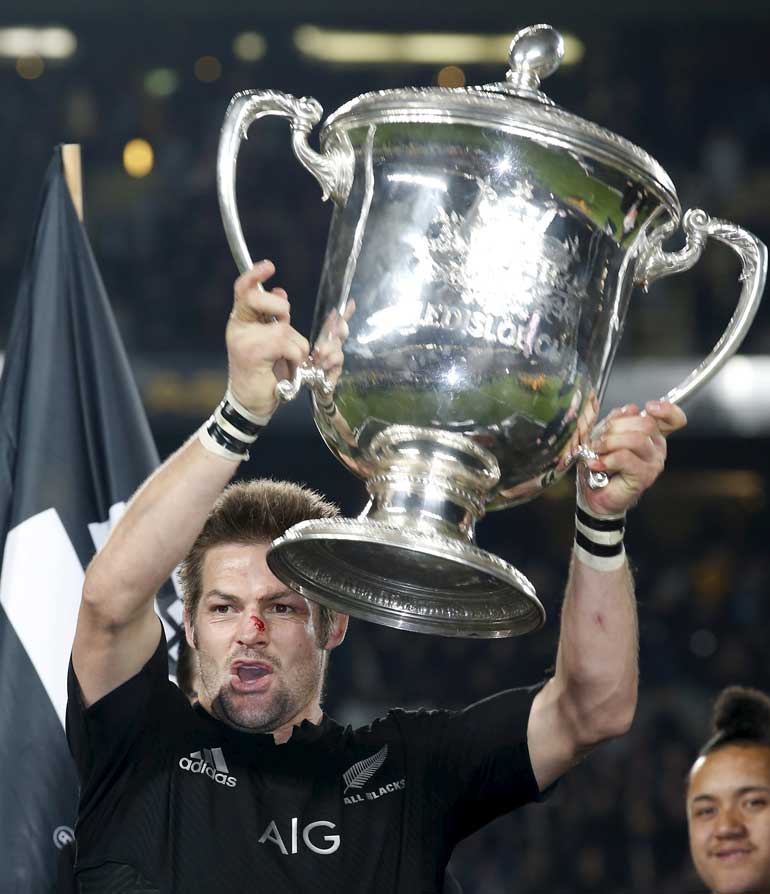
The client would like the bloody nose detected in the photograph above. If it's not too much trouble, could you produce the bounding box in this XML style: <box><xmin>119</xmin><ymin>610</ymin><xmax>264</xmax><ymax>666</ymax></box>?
<box><xmin>250</xmin><ymin>615</ymin><xmax>266</xmax><ymax>633</ymax></box>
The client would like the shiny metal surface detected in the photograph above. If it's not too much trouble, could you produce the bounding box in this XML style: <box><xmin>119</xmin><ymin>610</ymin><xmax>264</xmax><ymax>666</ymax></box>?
<box><xmin>498</xmin><ymin>22</ymin><xmax>564</xmax><ymax>99</ymax></box>
<box><xmin>268</xmin><ymin>518</ymin><xmax>544</xmax><ymax>637</ymax></box>
<box><xmin>217</xmin><ymin>24</ymin><xmax>767</xmax><ymax>638</ymax></box>
<box><xmin>304</xmin><ymin>123</ymin><xmax>679</xmax><ymax>510</ymax></box>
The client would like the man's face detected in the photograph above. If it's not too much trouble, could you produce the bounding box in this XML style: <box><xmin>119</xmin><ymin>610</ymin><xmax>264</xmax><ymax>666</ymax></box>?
<box><xmin>184</xmin><ymin>542</ymin><xmax>339</xmax><ymax>736</ymax></box>
<box><xmin>688</xmin><ymin>744</ymin><xmax>770</xmax><ymax>893</ymax></box>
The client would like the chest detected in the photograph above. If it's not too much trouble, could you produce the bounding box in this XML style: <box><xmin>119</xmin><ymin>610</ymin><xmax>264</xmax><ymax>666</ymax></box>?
<box><xmin>151</xmin><ymin>740</ymin><xmax>417</xmax><ymax>855</ymax></box>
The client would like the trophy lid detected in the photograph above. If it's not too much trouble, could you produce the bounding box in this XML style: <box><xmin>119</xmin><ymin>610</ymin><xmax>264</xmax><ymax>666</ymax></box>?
<box><xmin>322</xmin><ymin>24</ymin><xmax>679</xmax><ymax>216</ymax></box>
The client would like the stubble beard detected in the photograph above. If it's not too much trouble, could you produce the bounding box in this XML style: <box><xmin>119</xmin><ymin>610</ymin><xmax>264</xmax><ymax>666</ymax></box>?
<box><xmin>199</xmin><ymin>648</ymin><xmax>325</xmax><ymax>734</ymax></box>
<box><xmin>218</xmin><ymin>672</ymin><xmax>298</xmax><ymax>732</ymax></box>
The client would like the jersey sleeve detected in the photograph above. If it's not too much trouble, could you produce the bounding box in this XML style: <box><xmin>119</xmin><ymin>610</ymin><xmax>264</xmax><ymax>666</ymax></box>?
<box><xmin>66</xmin><ymin>622</ymin><xmax>172</xmax><ymax>787</ymax></box>
<box><xmin>405</xmin><ymin>684</ymin><xmax>547</xmax><ymax>841</ymax></box>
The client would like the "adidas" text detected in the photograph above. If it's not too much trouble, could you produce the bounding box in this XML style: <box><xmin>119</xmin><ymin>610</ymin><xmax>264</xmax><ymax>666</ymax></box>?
<box><xmin>178</xmin><ymin>757</ymin><xmax>237</xmax><ymax>787</ymax></box>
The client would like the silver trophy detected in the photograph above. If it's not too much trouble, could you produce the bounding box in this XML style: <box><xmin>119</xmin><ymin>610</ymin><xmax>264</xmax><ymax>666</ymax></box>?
<box><xmin>217</xmin><ymin>24</ymin><xmax>766</xmax><ymax>638</ymax></box>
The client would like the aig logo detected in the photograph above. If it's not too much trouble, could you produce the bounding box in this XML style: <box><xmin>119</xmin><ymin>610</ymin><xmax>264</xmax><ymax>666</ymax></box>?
<box><xmin>259</xmin><ymin>818</ymin><xmax>340</xmax><ymax>855</ymax></box>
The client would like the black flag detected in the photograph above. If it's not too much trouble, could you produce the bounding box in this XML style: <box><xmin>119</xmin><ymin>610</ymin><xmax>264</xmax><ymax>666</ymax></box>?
<box><xmin>0</xmin><ymin>148</ymin><xmax>182</xmax><ymax>890</ymax></box>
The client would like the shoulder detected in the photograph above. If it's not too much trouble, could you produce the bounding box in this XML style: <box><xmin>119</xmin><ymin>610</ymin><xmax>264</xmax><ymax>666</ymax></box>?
<box><xmin>384</xmin><ymin>685</ymin><xmax>543</xmax><ymax>735</ymax></box>
<box><xmin>353</xmin><ymin>705</ymin><xmax>451</xmax><ymax>738</ymax></box>
<box><xmin>67</xmin><ymin>628</ymin><xmax>201</xmax><ymax>778</ymax></box>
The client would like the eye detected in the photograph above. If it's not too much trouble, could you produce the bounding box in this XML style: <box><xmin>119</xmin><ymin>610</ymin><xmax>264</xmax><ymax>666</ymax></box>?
<box><xmin>745</xmin><ymin>798</ymin><xmax>768</xmax><ymax>811</ymax></box>
<box><xmin>694</xmin><ymin>806</ymin><xmax>716</xmax><ymax>818</ymax></box>
<box><xmin>210</xmin><ymin>604</ymin><xmax>234</xmax><ymax>615</ymax></box>
<box><xmin>271</xmin><ymin>602</ymin><xmax>295</xmax><ymax>615</ymax></box>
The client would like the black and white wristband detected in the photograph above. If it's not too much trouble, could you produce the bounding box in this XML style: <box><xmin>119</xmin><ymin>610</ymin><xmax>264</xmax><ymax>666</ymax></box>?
<box><xmin>198</xmin><ymin>387</ymin><xmax>271</xmax><ymax>462</ymax></box>
<box><xmin>574</xmin><ymin>493</ymin><xmax>626</xmax><ymax>572</ymax></box>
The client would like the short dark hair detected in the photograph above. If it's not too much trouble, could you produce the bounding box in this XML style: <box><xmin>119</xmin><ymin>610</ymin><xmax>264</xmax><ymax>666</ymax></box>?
<box><xmin>698</xmin><ymin>685</ymin><xmax>770</xmax><ymax>758</ymax></box>
<box><xmin>179</xmin><ymin>479</ymin><xmax>339</xmax><ymax>645</ymax></box>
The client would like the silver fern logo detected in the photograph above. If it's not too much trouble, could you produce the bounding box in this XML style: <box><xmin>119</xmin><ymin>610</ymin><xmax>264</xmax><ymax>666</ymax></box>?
<box><xmin>343</xmin><ymin>745</ymin><xmax>389</xmax><ymax>793</ymax></box>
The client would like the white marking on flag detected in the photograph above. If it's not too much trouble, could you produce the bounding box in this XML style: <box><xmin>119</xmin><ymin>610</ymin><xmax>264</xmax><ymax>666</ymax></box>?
<box><xmin>166</xmin><ymin>574</ymin><xmax>184</xmax><ymax>625</ymax></box>
<box><xmin>0</xmin><ymin>509</ymin><xmax>84</xmax><ymax>728</ymax></box>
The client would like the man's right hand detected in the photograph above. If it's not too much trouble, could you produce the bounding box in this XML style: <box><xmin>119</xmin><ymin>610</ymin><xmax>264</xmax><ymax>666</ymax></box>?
<box><xmin>226</xmin><ymin>260</ymin><xmax>310</xmax><ymax>420</ymax></box>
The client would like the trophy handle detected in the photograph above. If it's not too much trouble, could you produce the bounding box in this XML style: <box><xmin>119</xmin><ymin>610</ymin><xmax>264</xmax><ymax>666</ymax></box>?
<box><xmin>635</xmin><ymin>208</ymin><xmax>767</xmax><ymax>405</ymax></box>
<box><xmin>217</xmin><ymin>90</ymin><xmax>356</xmax><ymax>401</ymax></box>
<box><xmin>578</xmin><ymin>209</ymin><xmax>767</xmax><ymax>491</ymax></box>
<box><xmin>218</xmin><ymin>89</ymin><xmax>354</xmax><ymax>273</ymax></box>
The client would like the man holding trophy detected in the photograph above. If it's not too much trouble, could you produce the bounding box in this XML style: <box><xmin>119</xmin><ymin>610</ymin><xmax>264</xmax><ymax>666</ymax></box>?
<box><xmin>68</xmin><ymin>21</ymin><xmax>765</xmax><ymax>893</ymax></box>
<box><xmin>67</xmin><ymin>259</ymin><xmax>685</xmax><ymax>892</ymax></box>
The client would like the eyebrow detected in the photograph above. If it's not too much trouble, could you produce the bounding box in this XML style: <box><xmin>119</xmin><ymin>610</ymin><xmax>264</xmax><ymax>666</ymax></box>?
<box><xmin>691</xmin><ymin>786</ymin><xmax>770</xmax><ymax>804</ymax></box>
<box><xmin>203</xmin><ymin>590</ymin><xmax>240</xmax><ymax>604</ymax></box>
<box><xmin>202</xmin><ymin>589</ymin><xmax>302</xmax><ymax>604</ymax></box>
<box><xmin>264</xmin><ymin>590</ymin><xmax>308</xmax><ymax>605</ymax></box>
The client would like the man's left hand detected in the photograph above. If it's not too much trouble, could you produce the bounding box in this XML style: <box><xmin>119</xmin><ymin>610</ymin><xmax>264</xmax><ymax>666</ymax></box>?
<box><xmin>580</xmin><ymin>399</ymin><xmax>687</xmax><ymax>517</ymax></box>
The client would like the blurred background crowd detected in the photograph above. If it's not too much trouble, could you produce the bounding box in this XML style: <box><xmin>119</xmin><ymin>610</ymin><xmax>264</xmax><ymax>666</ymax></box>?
<box><xmin>1</xmin><ymin>1</ymin><xmax>769</xmax><ymax>890</ymax></box>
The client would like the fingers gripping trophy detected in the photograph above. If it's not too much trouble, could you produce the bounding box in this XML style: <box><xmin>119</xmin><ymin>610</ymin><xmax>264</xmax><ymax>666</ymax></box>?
<box><xmin>217</xmin><ymin>24</ymin><xmax>766</xmax><ymax>638</ymax></box>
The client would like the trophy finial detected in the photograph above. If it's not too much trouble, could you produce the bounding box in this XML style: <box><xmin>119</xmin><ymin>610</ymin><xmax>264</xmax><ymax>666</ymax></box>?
<box><xmin>506</xmin><ymin>24</ymin><xmax>564</xmax><ymax>94</ymax></box>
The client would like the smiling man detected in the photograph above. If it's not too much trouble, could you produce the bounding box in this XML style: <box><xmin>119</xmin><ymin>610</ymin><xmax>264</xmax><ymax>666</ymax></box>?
<box><xmin>67</xmin><ymin>261</ymin><xmax>685</xmax><ymax>893</ymax></box>
<box><xmin>688</xmin><ymin>687</ymin><xmax>770</xmax><ymax>894</ymax></box>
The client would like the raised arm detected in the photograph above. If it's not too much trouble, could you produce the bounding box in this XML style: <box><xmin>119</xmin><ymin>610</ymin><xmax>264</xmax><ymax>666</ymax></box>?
<box><xmin>527</xmin><ymin>400</ymin><xmax>687</xmax><ymax>790</ymax></box>
<box><xmin>72</xmin><ymin>261</ymin><xmax>308</xmax><ymax>706</ymax></box>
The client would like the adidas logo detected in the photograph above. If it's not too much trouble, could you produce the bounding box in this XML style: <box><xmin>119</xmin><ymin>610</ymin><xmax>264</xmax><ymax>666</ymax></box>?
<box><xmin>179</xmin><ymin>747</ymin><xmax>237</xmax><ymax>787</ymax></box>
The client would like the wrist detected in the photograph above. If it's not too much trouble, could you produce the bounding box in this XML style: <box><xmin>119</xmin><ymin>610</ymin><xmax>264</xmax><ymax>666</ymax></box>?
<box><xmin>573</xmin><ymin>501</ymin><xmax>627</xmax><ymax>572</ymax></box>
<box><xmin>575</xmin><ymin>485</ymin><xmax>626</xmax><ymax>521</ymax></box>
<box><xmin>225</xmin><ymin>385</ymin><xmax>274</xmax><ymax>428</ymax></box>
<box><xmin>197</xmin><ymin>387</ymin><xmax>269</xmax><ymax>463</ymax></box>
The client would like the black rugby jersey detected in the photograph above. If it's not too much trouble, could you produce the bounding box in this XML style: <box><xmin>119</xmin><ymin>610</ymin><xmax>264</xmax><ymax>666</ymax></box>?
<box><xmin>67</xmin><ymin>630</ymin><xmax>543</xmax><ymax>893</ymax></box>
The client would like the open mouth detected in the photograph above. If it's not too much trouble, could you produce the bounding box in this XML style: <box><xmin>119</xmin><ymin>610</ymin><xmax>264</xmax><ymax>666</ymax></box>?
<box><xmin>230</xmin><ymin>661</ymin><xmax>273</xmax><ymax>692</ymax></box>
<box><xmin>237</xmin><ymin>665</ymin><xmax>270</xmax><ymax>682</ymax></box>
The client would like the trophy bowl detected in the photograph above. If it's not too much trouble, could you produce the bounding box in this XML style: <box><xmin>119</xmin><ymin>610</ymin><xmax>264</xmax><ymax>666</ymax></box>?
<box><xmin>217</xmin><ymin>24</ymin><xmax>766</xmax><ymax>637</ymax></box>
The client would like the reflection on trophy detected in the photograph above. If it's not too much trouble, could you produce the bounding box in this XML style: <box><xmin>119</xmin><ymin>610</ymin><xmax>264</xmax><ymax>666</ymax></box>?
<box><xmin>217</xmin><ymin>24</ymin><xmax>766</xmax><ymax>638</ymax></box>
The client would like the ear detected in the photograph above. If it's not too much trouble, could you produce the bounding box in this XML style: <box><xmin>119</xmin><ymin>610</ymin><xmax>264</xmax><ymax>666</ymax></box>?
<box><xmin>324</xmin><ymin>612</ymin><xmax>349</xmax><ymax>652</ymax></box>
<box><xmin>183</xmin><ymin>606</ymin><xmax>197</xmax><ymax>650</ymax></box>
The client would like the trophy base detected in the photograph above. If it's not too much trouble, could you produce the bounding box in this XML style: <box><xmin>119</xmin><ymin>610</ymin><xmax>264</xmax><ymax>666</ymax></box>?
<box><xmin>266</xmin><ymin>518</ymin><xmax>545</xmax><ymax>638</ymax></box>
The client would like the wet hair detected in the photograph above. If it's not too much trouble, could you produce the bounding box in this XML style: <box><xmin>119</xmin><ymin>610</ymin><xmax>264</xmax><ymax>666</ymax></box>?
<box><xmin>698</xmin><ymin>686</ymin><xmax>770</xmax><ymax>758</ymax></box>
<box><xmin>179</xmin><ymin>479</ymin><xmax>339</xmax><ymax>646</ymax></box>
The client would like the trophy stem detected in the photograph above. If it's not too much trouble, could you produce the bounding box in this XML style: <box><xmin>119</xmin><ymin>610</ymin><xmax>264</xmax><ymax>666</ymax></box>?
<box><xmin>360</xmin><ymin>484</ymin><xmax>479</xmax><ymax>543</ymax></box>
<box><xmin>361</xmin><ymin>425</ymin><xmax>500</xmax><ymax>543</ymax></box>
<box><xmin>266</xmin><ymin>425</ymin><xmax>545</xmax><ymax>638</ymax></box>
